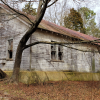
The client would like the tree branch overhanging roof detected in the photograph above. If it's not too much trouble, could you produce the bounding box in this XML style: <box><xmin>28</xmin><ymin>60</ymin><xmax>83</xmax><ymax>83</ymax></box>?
<box><xmin>0</xmin><ymin>3</ymin><xmax>99</xmax><ymax>42</ymax></box>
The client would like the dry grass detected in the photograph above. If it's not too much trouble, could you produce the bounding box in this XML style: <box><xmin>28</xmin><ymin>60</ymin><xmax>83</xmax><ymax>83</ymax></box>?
<box><xmin>0</xmin><ymin>81</ymin><xmax>100</xmax><ymax>100</ymax></box>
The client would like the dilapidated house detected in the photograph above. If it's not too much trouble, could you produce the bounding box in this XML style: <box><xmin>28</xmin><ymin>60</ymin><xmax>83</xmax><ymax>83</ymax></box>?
<box><xmin>0</xmin><ymin>3</ymin><xmax>100</xmax><ymax>72</ymax></box>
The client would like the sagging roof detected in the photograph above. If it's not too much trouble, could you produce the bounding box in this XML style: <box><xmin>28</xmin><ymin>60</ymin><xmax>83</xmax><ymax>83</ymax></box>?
<box><xmin>0</xmin><ymin>3</ymin><xmax>98</xmax><ymax>42</ymax></box>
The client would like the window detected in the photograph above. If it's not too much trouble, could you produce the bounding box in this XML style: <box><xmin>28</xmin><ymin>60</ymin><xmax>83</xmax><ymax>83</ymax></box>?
<box><xmin>51</xmin><ymin>41</ymin><xmax>63</xmax><ymax>61</ymax></box>
<box><xmin>58</xmin><ymin>45</ymin><xmax>63</xmax><ymax>60</ymax></box>
<box><xmin>51</xmin><ymin>44</ymin><xmax>56</xmax><ymax>60</ymax></box>
<box><xmin>8</xmin><ymin>39</ymin><xmax>13</xmax><ymax>59</ymax></box>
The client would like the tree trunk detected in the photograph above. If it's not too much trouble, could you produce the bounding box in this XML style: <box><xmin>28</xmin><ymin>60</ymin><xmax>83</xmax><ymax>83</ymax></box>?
<box><xmin>7</xmin><ymin>0</ymin><xmax>49</xmax><ymax>83</ymax></box>
<box><xmin>0</xmin><ymin>69</ymin><xmax>7</xmax><ymax>79</ymax></box>
<box><xmin>10</xmin><ymin>43</ymin><xmax>23</xmax><ymax>82</ymax></box>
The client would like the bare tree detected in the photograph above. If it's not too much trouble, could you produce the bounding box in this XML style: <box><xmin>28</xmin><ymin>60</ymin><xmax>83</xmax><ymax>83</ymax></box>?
<box><xmin>1</xmin><ymin>0</ymin><xmax>58</xmax><ymax>83</ymax></box>
<box><xmin>44</xmin><ymin>0</ymin><xmax>88</xmax><ymax>26</ymax></box>
<box><xmin>44</xmin><ymin>0</ymin><xmax>70</xmax><ymax>26</ymax></box>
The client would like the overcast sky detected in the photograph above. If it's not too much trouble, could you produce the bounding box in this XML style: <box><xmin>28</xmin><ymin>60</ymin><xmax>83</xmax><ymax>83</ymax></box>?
<box><xmin>18</xmin><ymin>0</ymin><xmax>100</xmax><ymax>25</ymax></box>
<box><xmin>55</xmin><ymin>0</ymin><xmax>100</xmax><ymax>24</ymax></box>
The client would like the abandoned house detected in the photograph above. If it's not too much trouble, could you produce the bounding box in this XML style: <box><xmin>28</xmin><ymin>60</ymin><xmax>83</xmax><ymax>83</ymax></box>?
<box><xmin>0</xmin><ymin>3</ymin><xmax>100</xmax><ymax>72</ymax></box>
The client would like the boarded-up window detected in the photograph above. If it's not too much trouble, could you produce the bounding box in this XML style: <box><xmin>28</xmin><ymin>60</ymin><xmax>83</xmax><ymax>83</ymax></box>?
<box><xmin>8</xmin><ymin>39</ymin><xmax>13</xmax><ymax>59</ymax></box>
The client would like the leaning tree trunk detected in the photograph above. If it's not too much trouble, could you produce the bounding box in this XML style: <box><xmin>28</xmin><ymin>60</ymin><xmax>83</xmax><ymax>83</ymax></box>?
<box><xmin>10</xmin><ymin>43</ymin><xmax>23</xmax><ymax>82</ymax></box>
<box><xmin>7</xmin><ymin>0</ymin><xmax>49</xmax><ymax>83</ymax></box>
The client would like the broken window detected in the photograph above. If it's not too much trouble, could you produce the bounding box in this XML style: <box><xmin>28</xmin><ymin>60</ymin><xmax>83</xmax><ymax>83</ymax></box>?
<box><xmin>51</xmin><ymin>41</ymin><xmax>63</xmax><ymax>61</ymax></box>
<box><xmin>58</xmin><ymin>45</ymin><xmax>63</xmax><ymax>60</ymax></box>
<box><xmin>51</xmin><ymin>43</ymin><xmax>56</xmax><ymax>60</ymax></box>
<box><xmin>8</xmin><ymin>39</ymin><xmax>13</xmax><ymax>59</ymax></box>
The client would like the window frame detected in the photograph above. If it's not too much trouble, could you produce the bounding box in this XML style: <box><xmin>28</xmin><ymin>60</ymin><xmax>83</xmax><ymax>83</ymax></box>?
<box><xmin>51</xmin><ymin>42</ymin><xmax>57</xmax><ymax>60</ymax></box>
<box><xmin>51</xmin><ymin>41</ymin><xmax>63</xmax><ymax>62</ymax></box>
<box><xmin>58</xmin><ymin>45</ymin><xmax>63</xmax><ymax>61</ymax></box>
<box><xmin>7</xmin><ymin>39</ymin><xmax>13</xmax><ymax>60</ymax></box>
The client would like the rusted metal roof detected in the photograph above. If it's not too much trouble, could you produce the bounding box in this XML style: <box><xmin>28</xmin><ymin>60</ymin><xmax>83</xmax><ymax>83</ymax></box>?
<box><xmin>40</xmin><ymin>20</ymin><xmax>98</xmax><ymax>41</ymax></box>
<box><xmin>0</xmin><ymin>3</ymin><xmax>99</xmax><ymax>42</ymax></box>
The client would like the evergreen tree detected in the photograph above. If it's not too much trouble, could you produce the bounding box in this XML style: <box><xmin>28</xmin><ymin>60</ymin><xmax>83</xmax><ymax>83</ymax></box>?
<box><xmin>64</xmin><ymin>8</ymin><xmax>85</xmax><ymax>33</ymax></box>
<box><xmin>78</xmin><ymin>7</ymin><xmax>100</xmax><ymax>37</ymax></box>
<box><xmin>22</xmin><ymin>3</ymin><xmax>37</xmax><ymax>16</ymax></box>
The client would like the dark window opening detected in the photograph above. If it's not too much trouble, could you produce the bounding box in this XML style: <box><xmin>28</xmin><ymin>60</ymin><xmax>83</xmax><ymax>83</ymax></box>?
<box><xmin>58</xmin><ymin>45</ymin><xmax>63</xmax><ymax>60</ymax></box>
<box><xmin>51</xmin><ymin>43</ymin><xmax>56</xmax><ymax>60</ymax></box>
<box><xmin>58</xmin><ymin>52</ymin><xmax>63</xmax><ymax>60</ymax></box>
<box><xmin>8</xmin><ymin>50</ymin><xmax>12</xmax><ymax>58</ymax></box>
<box><xmin>8</xmin><ymin>39</ymin><xmax>13</xmax><ymax>59</ymax></box>
<box><xmin>51</xmin><ymin>42</ymin><xmax>63</xmax><ymax>61</ymax></box>
<box><xmin>51</xmin><ymin>51</ymin><xmax>56</xmax><ymax>60</ymax></box>
<box><xmin>51</xmin><ymin>44</ymin><xmax>56</xmax><ymax>51</ymax></box>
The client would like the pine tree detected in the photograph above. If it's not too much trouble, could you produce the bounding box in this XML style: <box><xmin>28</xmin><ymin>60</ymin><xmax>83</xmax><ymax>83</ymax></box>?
<box><xmin>64</xmin><ymin>8</ymin><xmax>85</xmax><ymax>33</ymax></box>
<box><xmin>22</xmin><ymin>3</ymin><xmax>37</xmax><ymax>16</ymax></box>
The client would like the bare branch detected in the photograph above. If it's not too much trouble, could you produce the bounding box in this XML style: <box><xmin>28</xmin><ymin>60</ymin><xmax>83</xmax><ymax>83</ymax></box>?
<box><xmin>23</xmin><ymin>41</ymin><xmax>99</xmax><ymax>52</ymax></box>
<box><xmin>24</xmin><ymin>41</ymin><xmax>72</xmax><ymax>49</ymax></box>
<box><xmin>23</xmin><ymin>39</ymin><xmax>100</xmax><ymax>50</ymax></box>
<box><xmin>25</xmin><ymin>38</ymin><xmax>100</xmax><ymax>48</ymax></box>
<box><xmin>1</xmin><ymin>15</ymin><xmax>19</xmax><ymax>22</ymax></box>
<box><xmin>0</xmin><ymin>13</ymin><xmax>18</xmax><ymax>15</ymax></box>
<box><xmin>20</xmin><ymin>0</ymin><xmax>49</xmax><ymax>44</ymax></box>
<box><xmin>47</xmin><ymin>0</ymin><xmax>58</xmax><ymax>8</ymax></box>
<box><xmin>34</xmin><ymin>0</ymin><xmax>49</xmax><ymax>25</ymax></box>
<box><xmin>1</xmin><ymin>0</ymin><xmax>34</xmax><ymax>25</ymax></box>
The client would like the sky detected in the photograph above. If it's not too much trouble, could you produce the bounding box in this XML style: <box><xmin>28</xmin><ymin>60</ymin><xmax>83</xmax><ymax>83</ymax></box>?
<box><xmin>75</xmin><ymin>0</ymin><xmax>100</xmax><ymax>24</ymax></box>
<box><xmin>19</xmin><ymin>0</ymin><xmax>100</xmax><ymax>14</ymax></box>
<box><xmin>54</xmin><ymin>0</ymin><xmax>100</xmax><ymax>25</ymax></box>
<box><xmin>3</xmin><ymin>0</ymin><xmax>100</xmax><ymax>25</ymax></box>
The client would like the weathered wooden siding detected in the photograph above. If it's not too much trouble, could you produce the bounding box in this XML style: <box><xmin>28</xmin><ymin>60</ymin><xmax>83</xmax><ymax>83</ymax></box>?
<box><xmin>0</xmin><ymin>7</ymin><xmax>30</xmax><ymax>70</ymax></box>
<box><xmin>31</xmin><ymin>29</ymin><xmax>100</xmax><ymax>72</ymax></box>
<box><xmin>0</xmin><ymin>7</ymin><xmax>100</xmax><ymax>72</ymax></box>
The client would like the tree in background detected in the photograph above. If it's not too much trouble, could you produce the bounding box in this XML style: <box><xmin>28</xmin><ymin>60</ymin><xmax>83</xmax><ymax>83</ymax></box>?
<box><xmin>78</xmin><ymin>7</ymin><xmax>100</xmax><ymax>37</ymax></box>
<box><xmin>22</xmin><ymin>2</ymin><xmax>37</xmax><ymax>16</ymax></box>
<box><xmin>78</xmin><ymin>7</ymin><xmax>96</xmax><ymax>28</ymax></box>
<box><xmin>44</xmin><ymin>0</ymin><xmax>69</xmax><ymax>26</ymax></box>
<box><xmin>64</xmin><ymin>7</ymin><xmax>100</xmax><ymax>37</ymax></box>
<box><xmin>64</xmin><ymin>8</ymin><xmax>85</xmax><ymax>33</ymax></box>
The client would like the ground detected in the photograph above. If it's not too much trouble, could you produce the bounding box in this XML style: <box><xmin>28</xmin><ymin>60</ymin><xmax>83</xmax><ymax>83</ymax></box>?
<box><xmin>0</xmin><ymin>81</ymin><xmax>100</xmax><ymax>100</ymax></box>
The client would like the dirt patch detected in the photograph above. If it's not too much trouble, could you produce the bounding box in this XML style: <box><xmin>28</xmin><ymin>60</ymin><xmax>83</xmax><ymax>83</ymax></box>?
<box><xmin>0</xmin><ymin>81</ymin><xmax>100</xmax><ymax>100</ymax></box>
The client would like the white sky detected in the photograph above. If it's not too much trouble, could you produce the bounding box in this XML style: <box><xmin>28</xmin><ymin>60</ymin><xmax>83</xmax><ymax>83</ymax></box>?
<box><xmin>58</xmin><ymin>0</ymin><xmax>100</xmax><ymax>25</ymax></box>
<box><xmin>16</xmin><ymin>0</ymin><xmax>100</xmax><ymax>25</ymax></box>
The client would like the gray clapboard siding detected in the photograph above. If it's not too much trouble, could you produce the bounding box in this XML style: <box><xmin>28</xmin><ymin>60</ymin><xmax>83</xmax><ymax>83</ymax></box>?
<box><xmin>0</xmin><ymin>7</ymin><xmax>100</xmax><ymax>72</ymax></box>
